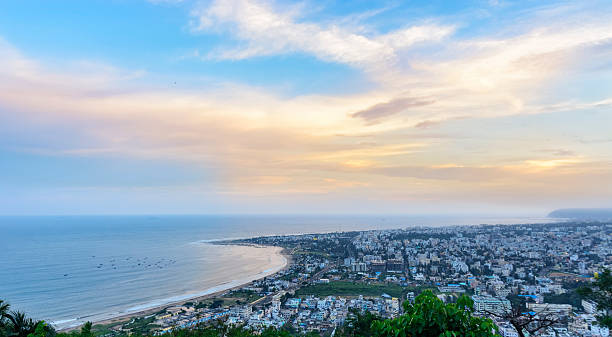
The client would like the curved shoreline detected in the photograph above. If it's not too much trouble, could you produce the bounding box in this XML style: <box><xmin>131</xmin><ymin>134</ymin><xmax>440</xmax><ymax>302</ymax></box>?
<box><xmin>56</xmin><ymin>245</ymin><xmax>289</xmax><ymax>331</ymax></box>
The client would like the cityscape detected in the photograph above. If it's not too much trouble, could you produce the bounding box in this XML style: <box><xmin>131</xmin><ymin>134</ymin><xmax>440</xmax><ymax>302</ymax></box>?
<box><xmin>2</xmin><ymin>1</ymin><xmax>612</xmax><ymax>337</ymax></box>
<box><xmin>100</xmin><ymin>221</ymin><xmax>610</xmax><ymax>337</ymax></box>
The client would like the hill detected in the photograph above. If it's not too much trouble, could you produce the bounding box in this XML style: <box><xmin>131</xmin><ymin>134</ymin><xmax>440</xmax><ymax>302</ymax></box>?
<box><xmin>548</xmin><ymin>208</ymin><xmax>612</xmax><ymax>220</ymax></box>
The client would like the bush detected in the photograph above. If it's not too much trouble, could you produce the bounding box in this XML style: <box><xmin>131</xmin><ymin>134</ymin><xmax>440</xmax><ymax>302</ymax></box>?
<box><xmin>371</xmin><ymin>290</ymin><xmax>499</xmax><ymax>337</ymax></box>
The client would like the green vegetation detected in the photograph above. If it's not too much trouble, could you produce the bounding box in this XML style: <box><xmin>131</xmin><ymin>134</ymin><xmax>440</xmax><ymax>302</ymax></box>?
<box><xmin>0</xmin><ymin>299</ymin><xmax>51</xmax><ymax>337</ymax></box>
<box><xmin>225</xmin><ymin>290</ymin><xmax>262</xmax><ymax>304</ymax></box>
<box><xmin>2</xmin><ymin>291</ymin><xmax>499</xmax><ymax>337</ymax></box>
<box><xmin>122</xmin><ymin>315</ymin><xmax>157</xmax><ymax>335</ymax></box>
<box><xmin>292</xmin><ymin>251</ymin><xmax>329</xmax><ymax>257</ymax></box>
<box><xmin>295</xmin><ymin>281</ymin><xmax>406</xmax><ymax>298</ymax></box>
<box><xmin>339</xmin><ymin>309</ymin><xmax>380</xmax><ymax>337</ymax></box>
<box><xmin>330</xmin><ymin>291</ymin><xmax>499</xmax><ymax>337</ymax></box>
<box><xmin>197</xmin><ymin>290</ymin><xmax>262</xmax><ymax>308</ymax></box>
<box><xmin>543</xmin><ymin>291</ymin><xmax>583</xmax><ymax>309</ymax></box>
<box><xmin>279</xmin><ymin>272</ymin><xmax>299</xmax><ymax>282</ymax></box>
<box><xmin>89</xmin><ymin>322</ymin><xmax>118</xmax><ymax>337</ymax></box>
<box><xmin>295</xmin><ymin>281</ymin><xmax>437</xmax><ymax>300</ymax></box>
<box><xmin>368</xmin><ymin>291</ymin><xmax>499</xmax><ymax>337</ymax></box>
<box><xmin>578</xmin><ymin>269</ymin><xmax>612</xmax><ymax>329</ymax></box>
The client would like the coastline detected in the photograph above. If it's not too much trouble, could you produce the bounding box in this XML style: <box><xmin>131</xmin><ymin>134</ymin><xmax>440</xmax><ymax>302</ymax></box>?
<box><xmin>58</xmin><ymin>245</ymin><xmax>290</xmax><ymax>332</ymax></box>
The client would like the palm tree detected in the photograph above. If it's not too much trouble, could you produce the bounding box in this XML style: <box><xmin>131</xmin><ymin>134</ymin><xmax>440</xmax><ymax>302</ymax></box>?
<box><xmin>0</xmin><ymin>300</ymin><xmax>11</xmax><ymax>337</ymax></box>
<box><xmin>5</xmin><ymin>311</ymin><xmax>36</xmax><ymax>337</ymax></box>
<box><xmin>0</xmin><ymin>300</ymin><xmax>9</xmax><ymax>317</ymax></box>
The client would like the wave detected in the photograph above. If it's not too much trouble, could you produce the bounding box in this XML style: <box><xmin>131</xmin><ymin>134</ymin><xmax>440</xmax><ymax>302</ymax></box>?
<box><xmin>51</xmin><ymin>246</ymin><xmax>287</xmax><ymax>330</ymax></box>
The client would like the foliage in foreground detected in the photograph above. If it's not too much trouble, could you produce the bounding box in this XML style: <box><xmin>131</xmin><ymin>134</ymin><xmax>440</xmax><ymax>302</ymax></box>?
<box><xmin>369</xmin><ymin>291</ymin><xmax>499</xmax><ymax>337</ymax></box>
<box><xmin>0</xmin><ymin>300</ymin><xmax>54</xmax><ymax>337</ymax></box>
<box><xmin>578</xmin><ymin>269</ymin><xmax>612</xmax><ymax>329</ymax></box>
<box><xmin>2</xmin><ymin>291</ymin><xmax>500</xmax><ymax>337</ymax></box>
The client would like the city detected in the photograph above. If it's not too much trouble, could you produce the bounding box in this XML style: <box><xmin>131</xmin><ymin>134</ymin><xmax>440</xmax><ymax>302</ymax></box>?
<box><xmin>107</xmin><ymin>221</ymin><xmax>611</xmax><ymax>337</ymax></box>
<box><xmin>2</xmin><ymin>1</ymin><xmax>612</xmax><ymax>337</ymax></box>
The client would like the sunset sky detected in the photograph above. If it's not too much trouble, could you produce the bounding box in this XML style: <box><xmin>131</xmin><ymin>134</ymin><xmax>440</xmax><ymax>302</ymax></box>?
<box><xmin>1</xmin><ymin>0</ymin><xmax>611</xmax><ymax>215</ymax></box>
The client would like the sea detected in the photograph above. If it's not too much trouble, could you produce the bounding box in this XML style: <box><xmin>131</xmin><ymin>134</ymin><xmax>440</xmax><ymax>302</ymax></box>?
<box><xmin>0</xmin><ymin>214</ymin><xmax>557</xmax><ymax>329</ymax></box>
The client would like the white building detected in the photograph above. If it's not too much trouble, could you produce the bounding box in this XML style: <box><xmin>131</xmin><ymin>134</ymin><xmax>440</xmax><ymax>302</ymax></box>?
<box><xmin>472</xmin><ymin>295</ymin><xmax>511</xmax><ymax>314</ymax></box>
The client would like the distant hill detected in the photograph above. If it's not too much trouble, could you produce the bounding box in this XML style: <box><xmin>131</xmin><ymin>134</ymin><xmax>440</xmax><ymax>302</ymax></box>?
<box><xmin>549</xmin><ymin>208</ymin><xmax>612</xmax><ymax>220</ymax></box>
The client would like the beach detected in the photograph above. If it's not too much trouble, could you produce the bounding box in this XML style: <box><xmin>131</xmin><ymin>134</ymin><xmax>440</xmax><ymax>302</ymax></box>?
<box><xmin>0</xmin><ymin>214</ymin><xmax>550</xmax><ymax>331</ymax></box>
<box><xmin>58</xmin><ymin>246</ymin><xmax>290</xmax><ymax>331</ymax></box>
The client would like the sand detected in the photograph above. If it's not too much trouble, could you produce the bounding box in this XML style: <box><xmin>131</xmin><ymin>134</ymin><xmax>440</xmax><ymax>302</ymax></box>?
<box><xmin>59</xmin><ymin>246</ymin><xmax>291</xmax><ymax>332</ymax></box>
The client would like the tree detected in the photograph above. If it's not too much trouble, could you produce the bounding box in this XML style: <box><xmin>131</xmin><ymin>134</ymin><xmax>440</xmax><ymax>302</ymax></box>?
<box><xmin>578</xmin><ymin>269</ymin><xmax>612</xmax><ymax>329</ymax></box>
<box><xmin>1</xmin><ymin>300</ymin><xmax>10</xmax><ymax>337</ymax></box>
<box><xmin>5</xmin><ymin>311</ymin><xmax>37</xmax><ymax>337</ymax></box>
<box><xmin>371</xmin><ymin>290</ymin><xmax>499</xmax><ymax>337</ymax></box>
<box><xmin>0</xmin><ymin>301</ymin><xmax>9</xmax><ymax>319</ymax></box>
<box><xmin>484</xmin><ymin>297</ymin><xmax>558</xmax><ymax>337</ymax></box>
<box><xmin>79</xmin><ymin>322</ymin><xmax>93</xmax><ymax>337</ymax></box>
<box><xmin>26</xmin><ymin>321</ymin><xmax>54</xmax><ymax>337</ymax></box>
<box><xmin>260</xmin><ymin>327</ymin><xmax>292</xmax><ymax>337</ymax></box>
<box><xmin>341</xmin><ymin>308</ymin><xmax>380</xmax><ymax>337</ymax></box>
<box><xmin>210</xmin><ymin>300</ymin><xmax>224</xmax><ymax>309</ymax></box>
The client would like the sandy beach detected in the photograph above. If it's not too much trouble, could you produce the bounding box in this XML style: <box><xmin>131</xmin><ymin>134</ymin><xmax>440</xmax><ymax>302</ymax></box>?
<box><xmin>58</xmin><ymin>246</ymin><xmax>291</xmax><ymax>332</ymax></box>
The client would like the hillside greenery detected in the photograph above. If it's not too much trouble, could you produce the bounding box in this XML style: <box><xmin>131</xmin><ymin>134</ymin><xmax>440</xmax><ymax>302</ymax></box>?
<box><xmin>1</xmin><ymin>291</ymin><xmax>499</xmax><ymax>337</ymax></box>
<box><xmin>578</xmin><ymin>269</ymin><xmax>612</xmax><ymax>329</ymax></box>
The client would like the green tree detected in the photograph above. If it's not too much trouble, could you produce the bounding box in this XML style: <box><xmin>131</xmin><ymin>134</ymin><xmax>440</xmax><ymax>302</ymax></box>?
<box><xmin>210</xmin><ymin>300</ymin><xmax>224</xmax><ymax>309</ymax></box>
<box><xmin>341</xmin><ymin>309</ymin><xmax>380</xmax><ymax>337</ymax></box>
<box><xmin>371</xmin><ymin>290</ymin><xmax>499</xmax><ymax>337</ymax></box>
<box><xmin>26</xmin><ymin>321</ymin><xmax>54</xmax><ymax>337</ymax></box>
<box><xmin>1</xmin><ymin>300</ymin><xmax>10</xmax><ymax>337</ymax></box>
<box><xmin>578</xmin><ymin>269</ymin><xmax>612</xmax><ymax>329</ymax></box>
<box><xmin>78</xmin><ymin>322</ymin><xmax>93</xmax><ymax>337</ymax></box>
<box><xmin>5</xmin><ymin>311</ymin><xmax>37</xmax><ymax>337</ymax></box>
<box><xmin>260</xmin><ymin>327</ymin><xmax>292</xmax><ymax>337</ymax></box>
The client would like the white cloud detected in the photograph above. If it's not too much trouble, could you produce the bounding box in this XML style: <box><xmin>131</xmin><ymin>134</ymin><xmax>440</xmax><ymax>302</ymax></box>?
<box><xmin>191</xmin><ymin>0</ymin><xmax>454</xmax><ymax>74</ymax></box>
<box><xmin>2</xmin><ymin>1</ymin><xmax>612</xmax><ymax>210</ymax></box>
<box><xmin>187</xmin><ymin>0</ymin><xmax>612</xmax><ymax>130</ymax></box>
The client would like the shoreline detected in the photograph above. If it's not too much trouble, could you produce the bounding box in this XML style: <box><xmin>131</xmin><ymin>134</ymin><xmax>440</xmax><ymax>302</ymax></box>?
<box><xmin>58</xmin><ymin>245</ymin><xmax>291</xmax><ymax>332</ymax></box>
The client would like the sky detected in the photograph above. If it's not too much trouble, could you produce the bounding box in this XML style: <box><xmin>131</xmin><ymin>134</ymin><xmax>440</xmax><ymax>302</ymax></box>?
<box><xmin>0</xmin><ymin>0</ymin><xmax>611</xmax><ymax>215</ymax></box>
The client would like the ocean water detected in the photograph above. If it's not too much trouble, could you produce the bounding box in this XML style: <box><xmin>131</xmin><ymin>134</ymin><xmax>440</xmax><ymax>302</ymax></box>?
<box><xmin>0</xmin><ymin>214</ymin><xmax>554</xmax><ymax>328</ymax></box>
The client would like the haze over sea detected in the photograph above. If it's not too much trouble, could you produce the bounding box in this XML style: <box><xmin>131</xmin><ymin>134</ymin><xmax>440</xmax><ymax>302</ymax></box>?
<box><xmin>0</xmin><ymin>215</ymin><xmax>554</xmax><ymax>328</ymax></box>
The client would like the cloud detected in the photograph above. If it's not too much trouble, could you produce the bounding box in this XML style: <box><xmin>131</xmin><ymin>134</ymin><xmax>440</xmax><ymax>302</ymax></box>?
<box><xmin>414</xmin><ymin>120</ymin><xmax>442</xmax><ymax>129</ymax></box>
<box><xmin>191</xmin><ymin>0</ymin><xmax>454</xmax><ymax>73</ymax></box>
<box><xmin>2</xmin><ymin>1</ymin><xmax>612</xmax><ymax>212</ymax></box>
<box><xmin>188</xmin><ymin>0</ymin><xmax>612</xmax><ymax>132</ymax></box>
<box><xmin>370</xmin><ymin>165</ymin><xmax>504</xmax><ymax>181</ymax></box>
<box><xmin>536</xmin><ymin>148</ymin><xmax>577</xmax><ymax>157</ymax></box>
<box><xmin>522</xmin><ymin>158</ymin><xmax>583</xmax><ymax>170</ymax></box>
<box><xmin>351</xmin><ymin>97</ymin><xmax>436</xmax><ymax>124</ymax></box>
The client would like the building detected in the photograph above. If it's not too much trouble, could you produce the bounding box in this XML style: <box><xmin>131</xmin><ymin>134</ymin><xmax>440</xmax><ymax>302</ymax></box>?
<box><xmin>370</xmin><ymin>261</ymin><xmax>386</xmax><ymax>273</ymax></box>
<box><xmin>582</xmin><ymin>299</ymin><xmax>599</xmax><ymax>314</ymax></box>
<box><xmin>498</xmin><ymin>324</ymin><xmax>519</xmax><ymax>337</ymax></box>
<box><xmin>286</xmin><ymin>298</ymin><xmax>301</xmax><ymax>308</ymax></box>
<box><xmin>472</xmin><ymin>295</ymin><xmax>511</xmax><ymax>314</ymax></box>
<box><xmin>406</xmin><ymin>292</ymin><xmax>415</xmax><ymax>304</ymax></box>
<box><xmin>386</xmin><ymin>259</ymin><xmax>404</xmax><ymax>272</ymax></box>
<box><xmin>526</xmin><ymin>303</ymin><xmax>572</xmax><ymax>316</ymax></box>
<box><xmin>344</xmin><ymin>257</ymin><xmax>355</xmax><ymax>266</ymax></box>
<box><xmin>351</xmin><ymin>262</ymin><xmax>367</xmax><ymax>272</ymax></box>
<box><xmin>438</xmin><ymin>284</ymin><xmax>466</xmax><ymax>293</ymax></box>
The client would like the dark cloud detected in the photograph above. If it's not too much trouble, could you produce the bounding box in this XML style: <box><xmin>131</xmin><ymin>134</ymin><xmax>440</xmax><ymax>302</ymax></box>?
<box><xmin>351</xmin><ymin>97</ymin><xmax>435</xmax><ymax>124</ymax></box>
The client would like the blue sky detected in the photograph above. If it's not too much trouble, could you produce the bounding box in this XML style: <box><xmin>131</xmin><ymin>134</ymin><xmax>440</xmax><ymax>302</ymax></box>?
<box><xmin>0</xmin><ymin>0</ymin><xmax>611</xmax><ymax>215</ymax></box>
<box><xmin>0</xmin><ymin>0</ymin><xmax>368</xmax><ymax>96</ymax></box>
